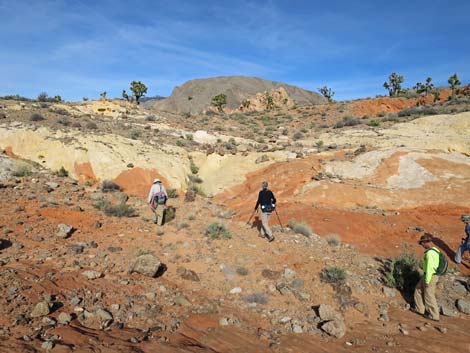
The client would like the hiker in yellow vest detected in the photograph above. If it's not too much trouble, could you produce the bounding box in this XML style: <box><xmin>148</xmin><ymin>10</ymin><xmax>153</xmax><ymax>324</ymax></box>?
<box><xmin>413</xmin><ymin>233</ymin><xmax>440</xmax><ymax>321</ymax></box>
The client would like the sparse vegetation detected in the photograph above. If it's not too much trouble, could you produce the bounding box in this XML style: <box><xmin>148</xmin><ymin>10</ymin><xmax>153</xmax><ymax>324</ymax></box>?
<box><xmin>163</xmin><ymin>206</ymin><xmax>176</xmax><ymax>224</ymax></box>
<box><xmin>167</xmin><ymin>188</ymin><xmax>178</xmax><ymax>198</ymax></box>
<box><xmin>334</xmin><ymin>116</ymin><xmax>361</xmax><ymax>128</ymax></box>
<box><xmin>204</xmin><ymin>222</ymin><xmax>232</xmax><ymax>240</ymax></box>
<box><xmin>12</xmin><ymin>163</ymin><xmax>32</xmax><ymax>177</ymax></box>
<box><xmin>320</xmin><ymin>266</ymin><xmax>346</xmax><ymax>284</ymax></box>
<box><xmin>288</xmin><ymin>219</ymin><xmax>313</xmax><ymax>237</ymax></box>
<box><xmin>188</xmin><ymin>174</ymin><xmax>203</xmax><ymax>184</ymax></box>
<box><xmin>243</xmin><ymin>293</ymin><xmax>268</xmax><ymax>304</ymax></box>
<box><xmin>189</xmin><ymin>159</ymin><xmax>199</xmax><ymax>174</ymax></box>
<box><xmin>100</xmin><ymin>180</ymin><xmax>121</xmax><ymax>192</ymax></box>
<box><xmin>86</xmin><ymin>121</ymin><xmax>98</xmax><ymax>130</ymax></box>
<box><xmin>397</xmin><ymin>106</ymin><xmax>437</xmax><ymax>117</ymax></box>
<box><xmin>383</xmin><ymin>245</ymin><xmax>420</xmax><ymax>297</ymax></box>
<box><xmin>30</xmin><ymin>113</ymin><xmax>45</xmax><ymax>121</ymax></box>
<box><xmin>55</xmin><ymin>166</ymin><xmax>69</xmax><ymax>177</ymax></box>
<box><xmin>93</xmin><ymin>200</ymin><xmax>136</xmax><ymax>217</ymax></box>
<box><xmin>326</xmin><ymin>234</ymin><xmax>341</xmax><ymax>246</ymax></box>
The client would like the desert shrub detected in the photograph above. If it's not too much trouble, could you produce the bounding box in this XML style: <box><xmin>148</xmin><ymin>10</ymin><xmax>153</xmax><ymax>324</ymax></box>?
<box><xmin>188</xmin><ymin>183</ymin><xmax>205</xmax><ymax>197</ymax></box>
<box><xmin>204</xmin><ymin>222</ymin><xmax>231</xmax><ymax>240</ymax></box>
<box><xmin>135</xmin><ymin>248</ymin><xmax>155</xmax><ymax>256</ymax></box>
<box><xmin>334</xmin><ymin>116</ymin><xmax>361</xmax><ymax>128</ymax></box>
<box><xmin>54</xmin><ymin>108</ymin><xmax>70</xmax><ymax>116</ymax></box>
<box><xmin>383</xmin><ymin>245</ymin><xmax>420</xmax><ymax>297</ymax></box>
<box><xmin>189</xmin><ymin>159</ymin><xmax>199</xmax><ymax>174</ymax></box>
<box><xmin>163</xmin><ymin>206</ymin><xmax>176</xmax><ymax>223</ymax></box>
<box><xmin>188</xmin><ymin>174</ymin><xmax>203</xmax><ymax>184</ymax></box>
<box><xmin>176</xmin><ymin>139</ymin><xmax>186</xmax><ymax>147</ymax></box>
<box><xmin>167</xmin><ymin>188</ymin><xmax>178</xmax><ymax>198</ymax></box>
<box><xmin>129</xmin><ymin>130</ymin><xmax>141</xmax><ymax>140</ymax></box>
<box><xmin>397</xmin><ymin>106</ymin><xmax>438</xmax><ymax>117</ymax></box>
<box><xmin>94</xmin><ymin>200</ymin><xmax>136</xmax><ymax>217</ymax></box>
<box><xmin>326</xmin><ymin>234</ymin><xmax>341</xmax><ymax>246</ymax></box>
<box><xmin>288</xmin><ymin>219</ymin><xmax>312</xmax><ymax>237</ymax></box>
<box><xmin>57</xmin><ymin>117</ymin><xmax>70</xmax><ymax>126</ymax></box>
<box><xmin>12</xmin><ymin>163</ymin><xmax>32</xmax><ymax>177</ymax></box>
<box><xmin>100</xmin><ymin>180</ymin><xmax>121</xmax><ymax>192</ymax></box>
<box><xmin>145</xmin><ymin>115</ymin><xmax>156</xmax><ymax>122</ymax></box>
<box><xmin>243</xmin><ymin>293</ymin><xmax>268</xmax><ymax>304</ymax></box>
<box><xmin>320</xmin><ymin>266</ymin><xmax>346</xmax><ymax>284</ymax></box>
<box><xmin>367</xmin><ymin>120</ymin><xmax>380</xmax><ymax>127</ymax></box>
<box><xmin>86</xmin><ymin>121</ymin><xmax>98</xmax><ymax>129</ymax></box>
<box><xmin>71</xmin><ymin>122</ymin><xmax>81</xmax><ymax>128</ymax></box>
<box><xmin>236</xmin><ymin>267</ymin><xmax>249</xmax><ymax>276</ymax></box>
<box><xmin>185</xmin><ymin>133</ymin><xmax>193</xmax><ymax>140</ymax></box>
<box><xmin>30</xmin><ymin>113</ymin><xmax>44</xmax><ymax>121</ymax></box>
<box><xmin>256</xmin><ymin>137</ymin><xmax>265</xmax><ymax>143</ymax></box>
<box><xmin>177</xmin><ymin>222</ymin><xmax>189</xmax><ymax>230</ymax></box>
<box><xmin>55</xmin><ymin>166</ymin><xmax>69</xmax><ymax>177</ymax></box>
<box><xmin>292</xmin><ymin>132</ymin><xmax>303</xmax><ymax>140</ymax></box>
<box><xmin>378</xmin><ymin>111</ymin><xmax>386</xmax><ymax>117</ymax></box>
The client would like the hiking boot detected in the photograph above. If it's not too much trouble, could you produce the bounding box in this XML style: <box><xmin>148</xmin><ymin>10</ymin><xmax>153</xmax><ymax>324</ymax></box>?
<box><xmin>410</xmin><ymin>308</ymin><xmax>424</xmax><ymax>316</ymax></box>
<box><xmin>268</xmin><ymin>236</ymin><xmax>275</xmax><ymax>242</ymax></box>
<box><xmin>423</xmin><ymin>313</ymin><xmax>439</xmax><ymax>322</ymax></box>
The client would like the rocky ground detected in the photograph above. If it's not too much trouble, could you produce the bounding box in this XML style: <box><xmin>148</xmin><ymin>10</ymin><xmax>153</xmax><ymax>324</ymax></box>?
<box><xmin>0</xmin><ymin>92</ymin><xmax>469</xmax><ymax>352</ymax></box>
<box><xmin>0</xmin><ymin>157</ymin><xmax>469</xmax><ymax>352</ymax></box>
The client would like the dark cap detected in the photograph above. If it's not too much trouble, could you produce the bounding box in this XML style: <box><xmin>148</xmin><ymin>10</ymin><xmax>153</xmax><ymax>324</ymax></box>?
<box><xmin>418</xmin><ymin>233</ymin><xmax>433</xmax><ymax>244</ymax></box>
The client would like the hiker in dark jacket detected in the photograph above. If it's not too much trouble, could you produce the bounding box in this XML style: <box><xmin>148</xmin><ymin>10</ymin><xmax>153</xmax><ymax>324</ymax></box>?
<box><xmin>254</xmin><ymin>181</ymin><xmax>276</xmax><ymax>242</ymax></box>
<box><xmin>455</xmin><ymin>215</ymin><xmax>470</xmax><ymax>264</ymax></box>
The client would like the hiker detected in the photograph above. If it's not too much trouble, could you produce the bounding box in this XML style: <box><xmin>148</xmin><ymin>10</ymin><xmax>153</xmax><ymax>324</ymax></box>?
<box><xmin>413</xmin><ymin>233</ymin><xmax>441</xmax><ymax>321</ymax></box>
<box><xmin>254</xmin><ymin>181</ymin><xmax>276</xmax><ymax>242</ymax></box>
<box><xmin>148</xmin><ymin>178</ymin><xmax>168</xmax><ymax>226</ymax></box>
<box><xmin>455</xmin><ymin>215</ymin><xmax>470</xmax><ymax>264</ymax></box>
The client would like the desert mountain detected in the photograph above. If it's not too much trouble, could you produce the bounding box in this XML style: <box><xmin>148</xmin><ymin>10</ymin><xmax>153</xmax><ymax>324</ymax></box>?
<box><xmin>153</xmin><ymin>76</ymin><xmax>327</xmax><ymax>113</ymax></box>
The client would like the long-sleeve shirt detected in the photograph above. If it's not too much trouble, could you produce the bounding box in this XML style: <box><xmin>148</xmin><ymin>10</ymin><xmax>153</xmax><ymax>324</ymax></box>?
<box><xmin>465</xmin><ymin>223</ymin><xmax>470</xmax><ymax>239</ymax></box>
<box><xmin>255</xmin><ymin>189</ymin><xmax>276</xmax><ymax>210</ymax></box>
<box><xmin>423</xmin><ymin>247</ymin><xmax>440</xmax><ymax>284</ymax></box>
<box><xmin>148</xmin><ymin>183</ymin><xmax>167</xmax><ymax>204</ymax></box>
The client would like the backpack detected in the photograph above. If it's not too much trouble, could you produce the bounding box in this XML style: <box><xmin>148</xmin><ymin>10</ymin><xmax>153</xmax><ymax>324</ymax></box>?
<box><xmin>151</xmin><ymin>186</ymin><xmax>166</xmax><ymax>206</ymax></box>
<box><xmin>261</xmin><ymin>203</ymin><xmax>275</xmax><ymax>213</ymax></box>
<box><xmin>428</xmin><ymin>248</ymin><xmax>448</xmax><ymax>276</ymax></box>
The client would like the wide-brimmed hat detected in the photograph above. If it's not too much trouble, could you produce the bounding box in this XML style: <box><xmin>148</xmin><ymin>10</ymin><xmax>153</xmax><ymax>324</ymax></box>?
<box><xmin>418</xmin><ymin>233</ymin><xmax>433</xmax><ymax>244</ymax></box>
<box><xmin>153</xmin><ymin>178</ymin><xmax>161</xmax><ymax>184</ymax></box>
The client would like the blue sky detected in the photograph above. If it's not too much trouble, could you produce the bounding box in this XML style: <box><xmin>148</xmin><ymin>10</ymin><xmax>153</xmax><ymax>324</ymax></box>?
<box><xmin>1</xmin><ymin>0</ymin><xmax>469</xmax><ymax>101</ymax></box>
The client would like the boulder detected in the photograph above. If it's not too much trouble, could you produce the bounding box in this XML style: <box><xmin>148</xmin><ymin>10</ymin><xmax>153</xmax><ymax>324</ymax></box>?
<box><xmin>318</xmin><ymin>304</ymin><xmax>342</xmax><ymax>321</ymax></box>
<box><xmin>321</xmin><ymin>319</ymin><xmax>346</xmax><ymax>338</ymax></box>
<box><xmin>456</xmin><ymin>299</ymin><xmax>470</xmax><ymax>314</ymax></box>
<box><xmin>31</xmin><ymin>301</ymin><xmax>51</xmax><ymax>318</ymax></box>
<box><xmin>78</xmin><ymin>309</ymin><xmax>113</xmax><ymax>330</ymax></box>
<box><xmin>57</xmin><ymin>312</ymin><xmax>72</xmax><ymax>325</ymax></box>
<box><xmin>129</xmin><ymin>254</ymin><xmax>162</xmax><ymax>278</ymax></box>
<box><xmin>56</xmin><ymin>224</ymin><xmax>73</xmax><ymax>239</ymax></box>
<box><xmin>82</xmin><ymin>270</ymin><xmax>102</xmax><ymax>280</ymax></box>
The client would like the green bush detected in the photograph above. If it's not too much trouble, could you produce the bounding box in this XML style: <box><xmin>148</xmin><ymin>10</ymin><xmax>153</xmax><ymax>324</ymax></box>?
<box><xmin>100</xmin><ymin>180</ymin><xmax>121</xmax><ymax>192</ymax></box>
<box><xmin>189</xmin><ymin>159</ymin><xmax>199</xmax><ymax>174</ymax></box>
<box><xmin>367</xmin><ymin>120</ymin><xmax>380</xmax><ymax>127</ymax></box>
<box><xmin>188</xmin><ymin>174</ymin><xmax>203</xmax><ymax>183</ymax></box>
<box><xmin>167</xmin><ymin>188</ymin><xmax>178</xmax><ymax>198</ymax></box>
<box><xmin>55</xmin><ymin>166</ymin><xmax>69</xmax><ymax>177</ymax></box>
<box><xmin>204</xmin><ymin>222</ymin><xmax>232</xmax><ymax>240</ymax></box>
<box><xmin>57</xmin><ymin>117</ymin><xmax>70</xmax><ymax>126</ymax></box>
<box><xmin>383</xmin><ymin>245</ymin><xmax>420</xmax><ymax>297</ymax></box>
<box><xmin>12</xmin><ymin>163</ymin><xmax>32</xmax><ymax>177</ymax></box>
<box><xmin>163</xmin><ymin>206</ymin><xmax>176</xmax><ymax>224</ymax></box>
<box><xmin>93</xmin><ymin>200</ymin><xmax>136</xmax><ymax>217</ymax></box>
<box><xmin>30</xmin><ymin>113</ymin><xmax>45</xmax><ymax>121</ymax></box>
<box><xmin>288</xmin><ymin>219</ymin><xmax>312</xmax><ymax>237</ymax></box>
<box><xmin>326</xmin><ymin>234</ymin><xmax>341</xmax><ymax>246</ymax></box>
<box><xmin>320</xmin><ymin>266</ymin><xmax>346</xmax><ymax>284</ymax></box>
<box><xmin>86</xmin><ymin>121</ymin><xmax>98</xmax><ymax>130</ymax></box>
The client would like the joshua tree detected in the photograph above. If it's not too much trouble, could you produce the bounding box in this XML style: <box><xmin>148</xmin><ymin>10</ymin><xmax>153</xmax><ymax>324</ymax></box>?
<box><xmin>432</xmin><ymin>90</ymin><xmax>441</xmax><ymax>103</ymax></box>
<box><xmin>383</xmin><ymin>72</ymin><xmax>404</xmax><ymax>97</ymax></box>
<box><xmin>414</xmin><ymin>77</ymin><xmax>434</xmax><ymax>95</ymax></box>
<box><xmin>318</xmin><ymin>86</ymin><xmax>335</xmax><ymax>102</ymax></box>
<box><xmin>241</xmin><ymin>99</ymin><xmax>250</xmax><ymax>109</ymax></box>
<box><xmin>265</xmin><ymin>93</ymin><xmax>274</xmax><ymax>111</ymax></box>
<box><xmin>130</xmin><ymin>81</ymin><xmax>148</xmax><ymax>104</ymax></box>
<box><xmin>211</xmin><ymin>93</ymin><xmax>227</xmax><ymax>113</ymax></box>
<box><xmin>448</xmin><ymin>73</ymin><xmax>461</xmax><ymax>100</ymax></box>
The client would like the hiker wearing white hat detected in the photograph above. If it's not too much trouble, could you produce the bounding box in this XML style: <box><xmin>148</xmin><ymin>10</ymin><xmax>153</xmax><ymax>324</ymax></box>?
<box><xmin>148</xmin><ymin>178</ymin><xmax>168</xmax><ymax>226</ymax></box>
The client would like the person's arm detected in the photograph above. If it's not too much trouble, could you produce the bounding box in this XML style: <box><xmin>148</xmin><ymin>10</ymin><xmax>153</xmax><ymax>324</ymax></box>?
<box><xmin>465</xmin><ymin>223</ymin><xmax>470</xmax><ymax>237</ymax></box>
<box><xmin>271</xmin><ymin>191</ymin><xmax>276</xmax><ymax>205</ymax></box>
<box><xmin>148</xmin><ymin>185</ymin><xmax>154</xmax><ymax>203</ymax></box>
<box><xmin>255</xmin><ymin>191</ymin><xmax>261</xmax><ymax>210</ymax></box>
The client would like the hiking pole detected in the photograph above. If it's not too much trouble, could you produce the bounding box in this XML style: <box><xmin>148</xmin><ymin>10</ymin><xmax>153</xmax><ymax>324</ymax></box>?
<box><xmin>274</xmin><ymin>208</ymin><xmax>284</xmax><ymax>231</ymax></box>
<box><xmin>246</xmin><ymin>209</ymin><xmax>257</xmax><ymax>225</ymax></box>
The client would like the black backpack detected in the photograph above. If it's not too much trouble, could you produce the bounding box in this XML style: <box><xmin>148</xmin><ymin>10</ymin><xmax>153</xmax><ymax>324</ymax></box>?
<box><xmin>428</xmin><ymin>248</ymin><xmax>448</xmax><ymax>276</ymax></box>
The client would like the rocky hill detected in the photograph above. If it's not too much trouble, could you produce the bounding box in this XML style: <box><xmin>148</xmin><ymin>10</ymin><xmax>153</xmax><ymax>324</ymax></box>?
<box><xmin>153</xmin><ymin>76</ymin><xmax>327</xmax><ymax>113</ymax></box>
